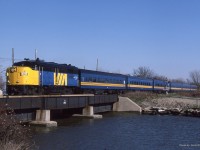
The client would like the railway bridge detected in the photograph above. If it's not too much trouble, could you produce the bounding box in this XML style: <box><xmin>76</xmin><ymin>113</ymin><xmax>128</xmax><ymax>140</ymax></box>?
<box><xmin>0</xmin><ymin>94</ymin><xmax>118</xmax><ymax>127</ymax></box>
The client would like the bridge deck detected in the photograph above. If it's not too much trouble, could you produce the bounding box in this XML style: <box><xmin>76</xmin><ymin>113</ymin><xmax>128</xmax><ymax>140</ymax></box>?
<box><xmin>0</xmin><ymin>94</ymin><xmax>118</xmax><ymax>110</ymax></box>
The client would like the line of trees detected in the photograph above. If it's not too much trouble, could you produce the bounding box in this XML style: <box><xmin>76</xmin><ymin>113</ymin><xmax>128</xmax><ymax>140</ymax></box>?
<box><xmin>133</xmin><ymin>66</ymin><xmax>168</xmax><ymax>81</ymax></box>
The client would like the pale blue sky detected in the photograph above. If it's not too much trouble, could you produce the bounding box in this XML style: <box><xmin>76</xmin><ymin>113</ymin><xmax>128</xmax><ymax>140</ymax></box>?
<box><xmin>1</xmin><ymin>0</ymin><xmax>200</xmax><ymax>80</ymax></box>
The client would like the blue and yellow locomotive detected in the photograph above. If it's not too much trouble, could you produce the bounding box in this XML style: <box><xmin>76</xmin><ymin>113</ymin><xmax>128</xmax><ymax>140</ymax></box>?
<box><xmin>6</xmin><ymin>59</ymin><xmax>79</xmax><ymax>95</ymax></box>
<box><xmin>6</xmin><ymin>58</ymin><xmax>197</xmax><ymax>95</ymax></box>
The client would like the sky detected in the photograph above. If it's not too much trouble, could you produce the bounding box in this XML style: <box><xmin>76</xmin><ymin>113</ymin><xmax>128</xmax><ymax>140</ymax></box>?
<box><xmin>1</xmin><ymin>0</ymin><xmax>200</xmax><ymax>80</ymax></box>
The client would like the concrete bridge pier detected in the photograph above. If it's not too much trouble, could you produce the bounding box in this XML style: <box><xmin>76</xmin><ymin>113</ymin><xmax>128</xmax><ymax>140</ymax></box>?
<box><xmin>83</xmin><ymin>106</ymin><xmax>94</xmax><ymax>116</ymax></box>
<box><xmin>30</xmin><ymin>110</ymin><xmax>57</xmax><ymax>127</ymax></box>
<box><xmin>73</xmin><ymin>106</ymin><xmax>103</xmax><ymax>119</ymax></box>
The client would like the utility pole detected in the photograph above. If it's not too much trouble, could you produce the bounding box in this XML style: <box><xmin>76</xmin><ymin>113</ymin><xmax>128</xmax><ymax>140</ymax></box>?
<box><xmin>96</xmin><ymin>58</ymin><xmax>98</xmax><ymax>71</ymax></box>
<box><xmin>12</xmin><ymin>48</ymin><xmax>14</xmax><ymax>66</ymax></box>
<box><xmin>35</xmin><ymin>49</ymin><xmax>37</xmax><ymax>60</ymax></box>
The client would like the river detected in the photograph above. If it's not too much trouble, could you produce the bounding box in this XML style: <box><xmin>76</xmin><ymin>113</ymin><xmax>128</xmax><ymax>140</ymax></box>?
<box><xmin>32</xmin><ymin>112</ymin><xmax>200</xmax><ymax>150</ymax></box>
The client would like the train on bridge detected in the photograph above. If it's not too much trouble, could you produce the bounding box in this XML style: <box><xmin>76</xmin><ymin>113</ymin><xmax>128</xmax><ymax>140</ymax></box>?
<box><xmin>6</xmin><ymin>58</ymin><xmax>197</xmax><ymax>95</ymax></box>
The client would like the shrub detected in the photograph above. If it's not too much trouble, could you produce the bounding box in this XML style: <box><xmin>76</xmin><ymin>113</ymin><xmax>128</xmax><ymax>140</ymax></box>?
<box><xmin>0</xmin><ymin>104</ymin><xmax>36</xmax><ymax>150</ymax></box>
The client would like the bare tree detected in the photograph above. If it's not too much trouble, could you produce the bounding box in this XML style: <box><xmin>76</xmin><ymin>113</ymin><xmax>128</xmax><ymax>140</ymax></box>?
<box><xmin>186</xmin><ymin>78</ymin><xmax>191</xmax><ymax>84</ymax></box>
<box><xmin>170</xmin><ymin>78</ymin><xmax>186</xmax><ymax>83</ymax></box>
<box><xmin>189</xmin><ymin>70</ymin><xmax>200</xmax><ymax>89</ymax></box>
<box><xmin>154</xmin><ymin>75</ymin><xmax>168</xmax><ymax>81</ymax></box>
<box><xmin>0</xmin><ymin>66</ymin><xmax>5</xmax><ymax>90</ymax></box>
<box><xmin>0</xmin><ymin>75</ymin><xmax>3</xmax><ymax>90</ymax></box>
<box><xmin>133</xmin><ymin>66</ymin><xmax>155</xmax><ymax>78</ymax></box>
<box><xmin>0</xmin><ymin>77</ymin><xmax>5</xmax><ymax>91</ymax></box>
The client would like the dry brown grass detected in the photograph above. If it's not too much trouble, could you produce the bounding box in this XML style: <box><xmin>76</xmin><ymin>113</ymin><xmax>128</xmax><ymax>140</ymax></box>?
<box><xmin>122</xmin><ymin>91</ymin><xmax>200</xmax><ymax>109</ymax></box>
<box><xmin>177</xmin><ymin>91</ymin><xmax>200</xmax><ymax>97</ymax></box>
<box><xmin>123</xmin><ymin>91</ymin><xmax>159</xmax><ymax>100</ymax></box>
<box><xmin>0</xmin><ymin>104</ymin><xmax>36</xmax><ymax>150</ymax></box>
<box><xmin>122</xmin><ymin>91</ymin><xmax>159</xmax><ymax>106</ymax></box>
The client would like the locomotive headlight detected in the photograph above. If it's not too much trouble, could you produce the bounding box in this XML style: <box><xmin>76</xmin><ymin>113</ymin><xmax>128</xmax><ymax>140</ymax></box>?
<box><xmin>10</xmin><ymin>67</ymin><xmax>17</xmax><ymax>73</ymax></box>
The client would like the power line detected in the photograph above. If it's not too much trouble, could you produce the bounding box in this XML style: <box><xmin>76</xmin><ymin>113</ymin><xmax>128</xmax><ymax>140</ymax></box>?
<box><xmin>0</xmin><ymin>57</ymin><xmax>11</xmax><ymax>60</ymax></box>
<box><xmin>0</xmin><ymin>57</ymin><xmax>24</xmax><ymax>61</ymax></box>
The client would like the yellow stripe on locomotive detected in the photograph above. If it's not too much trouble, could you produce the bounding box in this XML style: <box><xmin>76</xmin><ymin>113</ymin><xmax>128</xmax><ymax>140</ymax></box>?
<box><xmin>54</xmin><ymin>73</ymin><xmax>67</xmax><ymax>86</ymax></box>
<box><xmin>6</xmin><ymin>66</ymin><xmax>39</xmax><ymax>85</ymax></box>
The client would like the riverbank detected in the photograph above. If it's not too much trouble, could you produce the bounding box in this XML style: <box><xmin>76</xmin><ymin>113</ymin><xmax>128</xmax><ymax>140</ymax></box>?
<box><xmin>140</xmin><ymin>97</ymin><xmax>200</xmax><ymax>110</ymax></box>
<box><xmin>123</xmin><ymin>91</ymin><xmax>200</xmax><ymax>110</ymax></box>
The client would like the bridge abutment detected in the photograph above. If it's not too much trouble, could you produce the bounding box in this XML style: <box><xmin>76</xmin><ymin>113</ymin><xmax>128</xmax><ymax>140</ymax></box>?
<box><xmin>113</xmin><ymin>97</ymin><xmax>142</xmax><ymax>113</ymax></box>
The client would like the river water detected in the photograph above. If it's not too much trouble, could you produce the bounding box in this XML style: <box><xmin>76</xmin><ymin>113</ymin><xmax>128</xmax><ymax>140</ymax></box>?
<box><xmin>32</xmin><ymin>112</ymin><xmax>200</xmax><ymax>150</ymax></box>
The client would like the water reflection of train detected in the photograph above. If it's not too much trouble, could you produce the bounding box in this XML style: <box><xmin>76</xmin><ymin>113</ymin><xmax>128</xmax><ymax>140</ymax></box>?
<box><xmin>6</xmin><ymin>58</ymin><xmax>197</xmax><ymax>95</ymax></box>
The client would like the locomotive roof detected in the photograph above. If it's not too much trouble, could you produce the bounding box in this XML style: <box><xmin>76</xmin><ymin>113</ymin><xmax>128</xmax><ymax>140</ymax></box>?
<box><xmin>13</xmin><ymin>58</ymin><xmax>78</xmax><ymax>72</ymax></box>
